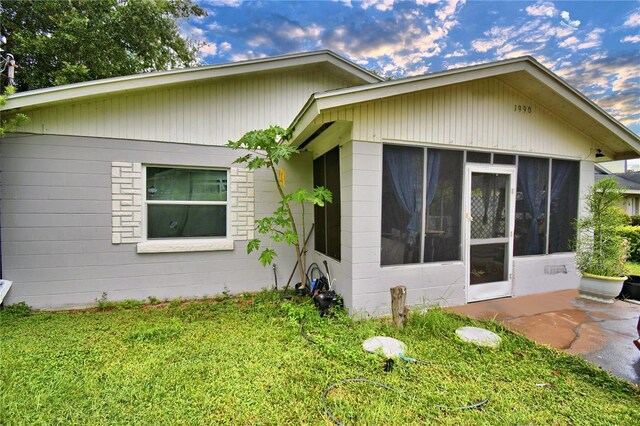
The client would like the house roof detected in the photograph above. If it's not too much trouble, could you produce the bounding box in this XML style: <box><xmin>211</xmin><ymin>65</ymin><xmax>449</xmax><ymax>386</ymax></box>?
<box><xmin>595</xmin><ymin>171</ymin><xmax>640</xmax><ymax>194</ymax></box>
<box><xmin>291</xmin><ymin>56</ymin><xmax>640</xmax><ymax>161</ymax></box>
<box><xmin>2</xmin><ymin>50</ymin><xmax>382</xmax><ymax>111</ymax></box>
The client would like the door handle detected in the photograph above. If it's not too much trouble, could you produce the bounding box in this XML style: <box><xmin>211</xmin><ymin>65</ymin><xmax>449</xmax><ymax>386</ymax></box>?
<box><xmin>466</xmin><ymin>212</ymin><xmax>473</xmax><ymax>222</ymax></box>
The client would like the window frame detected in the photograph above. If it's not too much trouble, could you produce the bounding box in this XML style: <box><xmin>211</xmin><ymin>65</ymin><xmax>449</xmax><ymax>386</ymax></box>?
<box><xmin>381</xmin><ymin>144</ymin><xmax>465</xmax><ymax>267</ymax></box>
<box><xmin>141</xmin><ymin>164</ymin><xmax>231</xmax><ymax>244</ymax></box>
<box><xmin>380</xmin><ymin>143</ymin><xmax>580</xmax><ymax>267</ymax></box>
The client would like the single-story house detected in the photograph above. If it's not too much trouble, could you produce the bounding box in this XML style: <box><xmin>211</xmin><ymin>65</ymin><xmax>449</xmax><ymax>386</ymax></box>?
<box><xmin>595</xmin><ymin>164</ymin><xmax>640</xmax><ymax>216</ymax></box>
<box><xmin>2</xmin><ymin>50</ymin><xmax>639</xmax><ymax>314</ymax></box>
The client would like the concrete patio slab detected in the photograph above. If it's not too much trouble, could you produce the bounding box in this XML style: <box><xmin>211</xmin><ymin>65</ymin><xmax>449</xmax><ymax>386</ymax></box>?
<box><xmin>447</xmin><ymin>290</ymin><xmax>640</xmax><ymax>386</ymax></box>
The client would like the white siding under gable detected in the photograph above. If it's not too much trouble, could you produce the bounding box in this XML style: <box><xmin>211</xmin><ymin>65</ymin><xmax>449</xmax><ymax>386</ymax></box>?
<box><xmin>18</xmin><ymin>68</ymin><xmax>352</xmax><ymax>145</ymax></box>
<box><xmin>315</xmin><ymin>77</ymin><xmax>593</xmax><ymax>159</ymax></box>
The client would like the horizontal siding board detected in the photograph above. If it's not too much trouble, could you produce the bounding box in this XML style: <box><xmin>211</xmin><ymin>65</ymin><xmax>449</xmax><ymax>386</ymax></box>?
<box><xmin>1</xmin><ymin>134</ymin><xmax>313</xmax><ymax>309</ymax></box>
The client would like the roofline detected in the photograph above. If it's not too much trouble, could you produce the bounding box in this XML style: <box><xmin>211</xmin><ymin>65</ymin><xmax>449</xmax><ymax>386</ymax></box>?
<box><xmin>290</xmin><ymin>56</ymin><xmax>640</xmax><ymax>148</ymax></box>
<box><xmin>3</xmin><ymin>50</ymin><xmax>383</xmax><ymax>111</ymax></box>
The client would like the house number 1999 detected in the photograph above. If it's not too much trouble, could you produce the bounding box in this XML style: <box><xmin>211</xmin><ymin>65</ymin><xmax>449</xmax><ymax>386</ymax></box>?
<box><xmin>514</xmin><ymin>104</ymin><xmax>532</xmax><ymax>113</ymax></box>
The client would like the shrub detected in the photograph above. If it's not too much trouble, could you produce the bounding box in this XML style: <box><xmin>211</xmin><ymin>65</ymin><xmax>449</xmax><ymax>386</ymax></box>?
<box><xmin>630</xmin><ymin>215</ymin><xmax>640</xmax><ymax>226</ymax></box>
<box><xmin>0</xmin><ymin>301</ymin><xmax>33</xmax><ymax>319</ymax></box>
<box><xmin>619</xmin><ymin>225</ymin><xmax>640</xmax><ymax>263</ymax></box>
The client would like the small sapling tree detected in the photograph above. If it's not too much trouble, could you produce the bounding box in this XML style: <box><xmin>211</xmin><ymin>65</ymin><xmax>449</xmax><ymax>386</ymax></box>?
<box><xmin>228</xmin><ymin>125</ymin><xmax>331</xmax><ymax>289</ymax></box>
<box><xmin>0</xmin><ymin>86</ymin><xmax>28</xmax><ymax>137</ymax></box>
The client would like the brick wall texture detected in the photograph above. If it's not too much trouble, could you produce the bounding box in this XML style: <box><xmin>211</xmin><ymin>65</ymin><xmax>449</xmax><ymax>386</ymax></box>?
<box><xmin>111</xmin><ymin>162</ymin><xmax>143</xmax><ymax>244</ymax></box>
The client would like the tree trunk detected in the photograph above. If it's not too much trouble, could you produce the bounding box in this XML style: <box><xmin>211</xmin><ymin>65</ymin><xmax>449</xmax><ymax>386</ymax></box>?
<box><xmin>390</xmin><ymin>286</ymin><xmax>407</xmax><ymax>330</ymax></box>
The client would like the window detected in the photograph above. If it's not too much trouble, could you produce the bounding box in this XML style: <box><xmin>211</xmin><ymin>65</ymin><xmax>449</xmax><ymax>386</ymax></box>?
<box><xmin>313</xmin><ymin>147</ymin><xmax>341</xmax><ymax>260</ymax></box>
<box><xmin>549</xmin><ymin>160</ymin><xmax>579</xmax><ymax>253</ymax></box>
<box><xmin>424</xmin><ymin>149</ymin><xmax>463</xmax><ymax>262</ymax></box>
<box><xmin>514</xmin><ymin>156</ymin><xmax>549</xmax><ymax>256</ymax></box>
<box><xmin>514</xmin><ymin>158</ymin><xmax>579</xmax><ymax>256</ymax></box>
<box><xmin>381</xmin><ymin>145</ymin><xmax>463</xmax><ymax>266</ymax></box>
<box><xmin>145</xmin><ymin>167</ymin><xmax>227</xmax><ymax>239</ymax></box>
<box><xmin>381</xmin><ymin>145</ymin><xmax>424</xmax><ymax>265</ymax></box>
<box><xmin>466</xmin><ymin>151</ymin><xmax>491</xmax><ymax>163</ymax></box>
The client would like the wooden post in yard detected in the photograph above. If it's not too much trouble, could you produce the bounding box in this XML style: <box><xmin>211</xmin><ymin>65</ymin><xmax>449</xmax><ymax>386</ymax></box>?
<box><xmin>390</xmin><ymin>285</ymin><xmax>407</xmax><ymax>330</ymax></box>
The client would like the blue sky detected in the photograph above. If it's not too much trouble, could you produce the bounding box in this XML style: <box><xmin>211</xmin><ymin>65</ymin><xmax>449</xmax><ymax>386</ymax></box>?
<box><xmin>182</xmin><ymin>0</ymin><xmax>640</xmax><ymax>135</ymax></box>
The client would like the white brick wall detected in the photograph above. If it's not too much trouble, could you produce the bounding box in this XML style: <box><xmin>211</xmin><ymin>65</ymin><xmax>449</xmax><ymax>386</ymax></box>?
<box><xmin>111</xmin><ymin>163</ymin><xmax>254</xmax><ymax>245</ymax></box>
<box><xmin>111</xmin><ymin>162</ymin><xmax>142</xmax><ymax>244</ymax></box>
<box><xmin>230</xmin><ymin>168</ymin><xmax>255</xmax><ymax>241</ymax></box>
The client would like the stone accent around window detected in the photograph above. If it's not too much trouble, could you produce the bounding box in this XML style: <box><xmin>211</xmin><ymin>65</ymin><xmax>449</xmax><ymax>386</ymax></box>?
<box><xmin>111</xmin><ymin>162</ymin><xmax>142</xmax><ymax>244</ymax></box>
<box><xmin>230</xmin><ymin>168</ymin><xmax>255</xmax><ymax>241</ymax></box>
<box><xmin>111</xmin><ymin>163</ymin><xmax>254</xmax><ymax>246</ymax></box>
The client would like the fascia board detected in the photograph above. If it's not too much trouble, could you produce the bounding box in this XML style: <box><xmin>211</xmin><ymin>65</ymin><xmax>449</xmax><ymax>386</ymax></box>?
<box><xmin>290</xmin><ymin>99</ymin><xmax>321</xmax><ymax>143</ymax></box>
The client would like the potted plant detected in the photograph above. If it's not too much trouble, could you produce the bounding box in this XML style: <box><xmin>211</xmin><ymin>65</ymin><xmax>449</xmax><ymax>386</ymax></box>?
<box><xmin>575</xmin><ymin>177</ymin><xmax>628</xmax><ymax>303</ymax></box>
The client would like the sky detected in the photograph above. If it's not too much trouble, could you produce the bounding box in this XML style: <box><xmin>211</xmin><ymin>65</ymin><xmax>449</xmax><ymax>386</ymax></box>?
<box><xmin>182</xmin><ymin>0</ymin><xmax>640</xmax><ymax>137</ymax></box>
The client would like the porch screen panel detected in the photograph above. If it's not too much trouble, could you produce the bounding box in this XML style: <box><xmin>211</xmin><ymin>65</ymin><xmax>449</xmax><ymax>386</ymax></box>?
<box><xmin>381</xmin><ymin>145</ymin><xmax>424</xmax><ymax>265</ymax></box>
<box><xmin>324</xmin><ymin>147</ymin><xmax>341</xmax><ymax>260</ymax></box>
<box><xmin>424</xmin><ymin>149</ymin><xmax>463</xmax><ymax>262</ymax></box>
<box><xmin>549</xmin><ymin>160</ymin><xmax>579</xmax><ymax>253</ymax></box>
<box><xmin>514</xmin><ymin>156</ymin><xmax>549</xmax><ymax>256</ymax></box>
<box><xmin>313</xmin><ymin>156</ymin><xmax>327</xmax><ymax>255</ymax></box>
<box><xmin>313</xmin><ymin>147</ymin><xmax>341</xmax><ymax>260</ymax></box>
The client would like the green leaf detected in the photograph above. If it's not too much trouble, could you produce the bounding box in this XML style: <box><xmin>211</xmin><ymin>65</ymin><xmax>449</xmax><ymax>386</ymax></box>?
<box><xmin>313</xmin><ymin>186</ymin><xmax>333</xmax><ymax>205</ymax></box>
<box><xmin>289</xmin><ymin>188</ymin><xmax>309</xmax><ymax>203</ymax></box>
<box><xmin>247</xmin><ymin>239</ymin><xmax>261</xmax><ymax>254</ymax></box>
<box><xmin>258</xmin><ymin>249</ymin><xmax>277</xmax><ymax>266</ymax></box>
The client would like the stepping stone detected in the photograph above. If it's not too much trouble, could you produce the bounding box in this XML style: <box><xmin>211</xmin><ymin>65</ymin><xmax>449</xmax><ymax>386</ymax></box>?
<box><xmin>455</xmin><ymin>326</ymin><xmax>502</xmax><ymax>348</ymax></box>
<box><xmin>363</xmin><ymin>336</ymin><xmax>407</xmax><ymax>358</ymax></box>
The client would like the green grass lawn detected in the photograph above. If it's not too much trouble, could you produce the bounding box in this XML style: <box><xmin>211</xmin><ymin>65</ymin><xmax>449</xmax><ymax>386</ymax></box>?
<box><xmin>1</xmin><ymin>292</ymin><xmax>639</xmax><ymax>425</ymax></box>
<box><xmin>627</xmin><ymin>261</ymin><xmax>640</xmax><ymax>276</ymax></box>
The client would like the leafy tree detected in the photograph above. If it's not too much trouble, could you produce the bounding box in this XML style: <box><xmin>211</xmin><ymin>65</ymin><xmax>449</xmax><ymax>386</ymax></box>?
<box><xmin>1</xmin><ymin>0</ymin><xmax>206</xmax><ymax>91</ymax></box>
<box><xmin>228</xmin><ymin>126</ymin><xmax>332</xmax><ymax>289</ymax></box>
<box><xmin>0</xmin><ymin>86</ymin><xmax>28</xmax><ymax>137</ymax></box>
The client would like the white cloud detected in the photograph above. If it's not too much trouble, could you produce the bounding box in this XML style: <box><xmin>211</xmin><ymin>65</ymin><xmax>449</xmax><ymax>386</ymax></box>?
<box><xmin>525</xmin><ymin>1</ymin><xmax>557</xmax><ymax>18</ymax></box>
<box><xmin>408</xmin><ymin>65</ymin><xmax>430</xmax><ymax>76</ymax></box>
<box><xmin>186</xmin><ymin>25</ymin><xmax>205</xmax><ymax>37</ymax></box>
<box><xmin>560</xmin><ymin>10</ymin><xmax>580</xmax><ymax>28</ymax></box>
<box><xmin>622</xmin><ymin>35</ymin><xmax>640</xmax><ymax>43</ymax></box>
<box><xmin>361</xmin><ymin>0</ymin><xmax>395</xmax><ymax>12</ymax></box>
<box><xmin>624</xmin><ymin>11</ymin><xmax>640</xmax><ymax>27</ymax></box>
<box><xmin>206</xmin><ymin>0</ymin><xmax>242</xmax><ymax>7</ymax></box>
<box><xmin>471</xmin><ymin>19</ymin><xmax>546</xmax><ymax>53</ymax></box>
<box><xmin>231</xmin><ymin>50</ymin><xmax>268</xmax><ymax>62</ymax></box>
<box><xmin>416</xmin><ymin>0</ymin><xmax>440</xmax><ymax>4</ymax></box>
<box><xmin>247</xmin><ymin>35</ymin><xmax>269</xmax><ymax>48</ymax></box>
<box><xmin>558</xmin><ymin>36</ymin><xmax>579</xmax><ymax>49</ymax></box>
<box><xmin>207</xmin><ymin>22</ymin><xmax>223</xmax><ymax>31</ymax></box>
<box><xmin>554</xmin><ymin>54</ymin><xmax>640</xmax><ymax>127</ymax></box>
<box><xmin>285</xmin><ymin>23</ymin><xmax>324</xmax><ymax>39</ymax></box>
<box><xmin>435</xmin><ymin>0</ymin><xmax>465</xmax><ymax>22</ymax></box>
<box><xmin>325</xmin><ymin>2</ymin><xmax>466</xmax><ymax>76</ymax></box>
<box><xmin>444</xmin><ymin>49</ymin><xmax>467</xmax><ymax>58</ymax></box>
<box><xmin>198</xmin><ymin>43</ymin><xmax>217</xmax><ymax>57</ymax></box>
<box><xmin>576</xmin><ymin>28</ymin><xmax>605</xmax><ymax>50</ymax></box>
<box><xmin>219</xmin><ymin>42</ymin><xmax>232</xmax><ymax>52</ymax></box>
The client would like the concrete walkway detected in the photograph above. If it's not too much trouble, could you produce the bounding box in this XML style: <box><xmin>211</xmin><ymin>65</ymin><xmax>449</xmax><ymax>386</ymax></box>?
<box><xmin>447</xmin><ymin>290</ymin><xmax>640</xmax><ymax>386</ymax></box>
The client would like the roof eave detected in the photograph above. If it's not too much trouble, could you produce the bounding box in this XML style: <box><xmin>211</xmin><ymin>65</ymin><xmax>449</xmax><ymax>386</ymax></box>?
<box><xmin>3</xmin><ymin>50</ymin><xmax>382</xmax><ymax>111</ymax></box>
<box><xmin>292</xmin><ymin>56</ymin><xmax>639</xmax><ymax>157</ymax></box>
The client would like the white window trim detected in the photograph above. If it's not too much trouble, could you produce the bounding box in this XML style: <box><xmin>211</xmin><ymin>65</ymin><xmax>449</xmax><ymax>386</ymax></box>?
<box><xmin>137</xmin><ymin>164</ymin><xmax>234</xmax><ymax>254</ymax></box>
